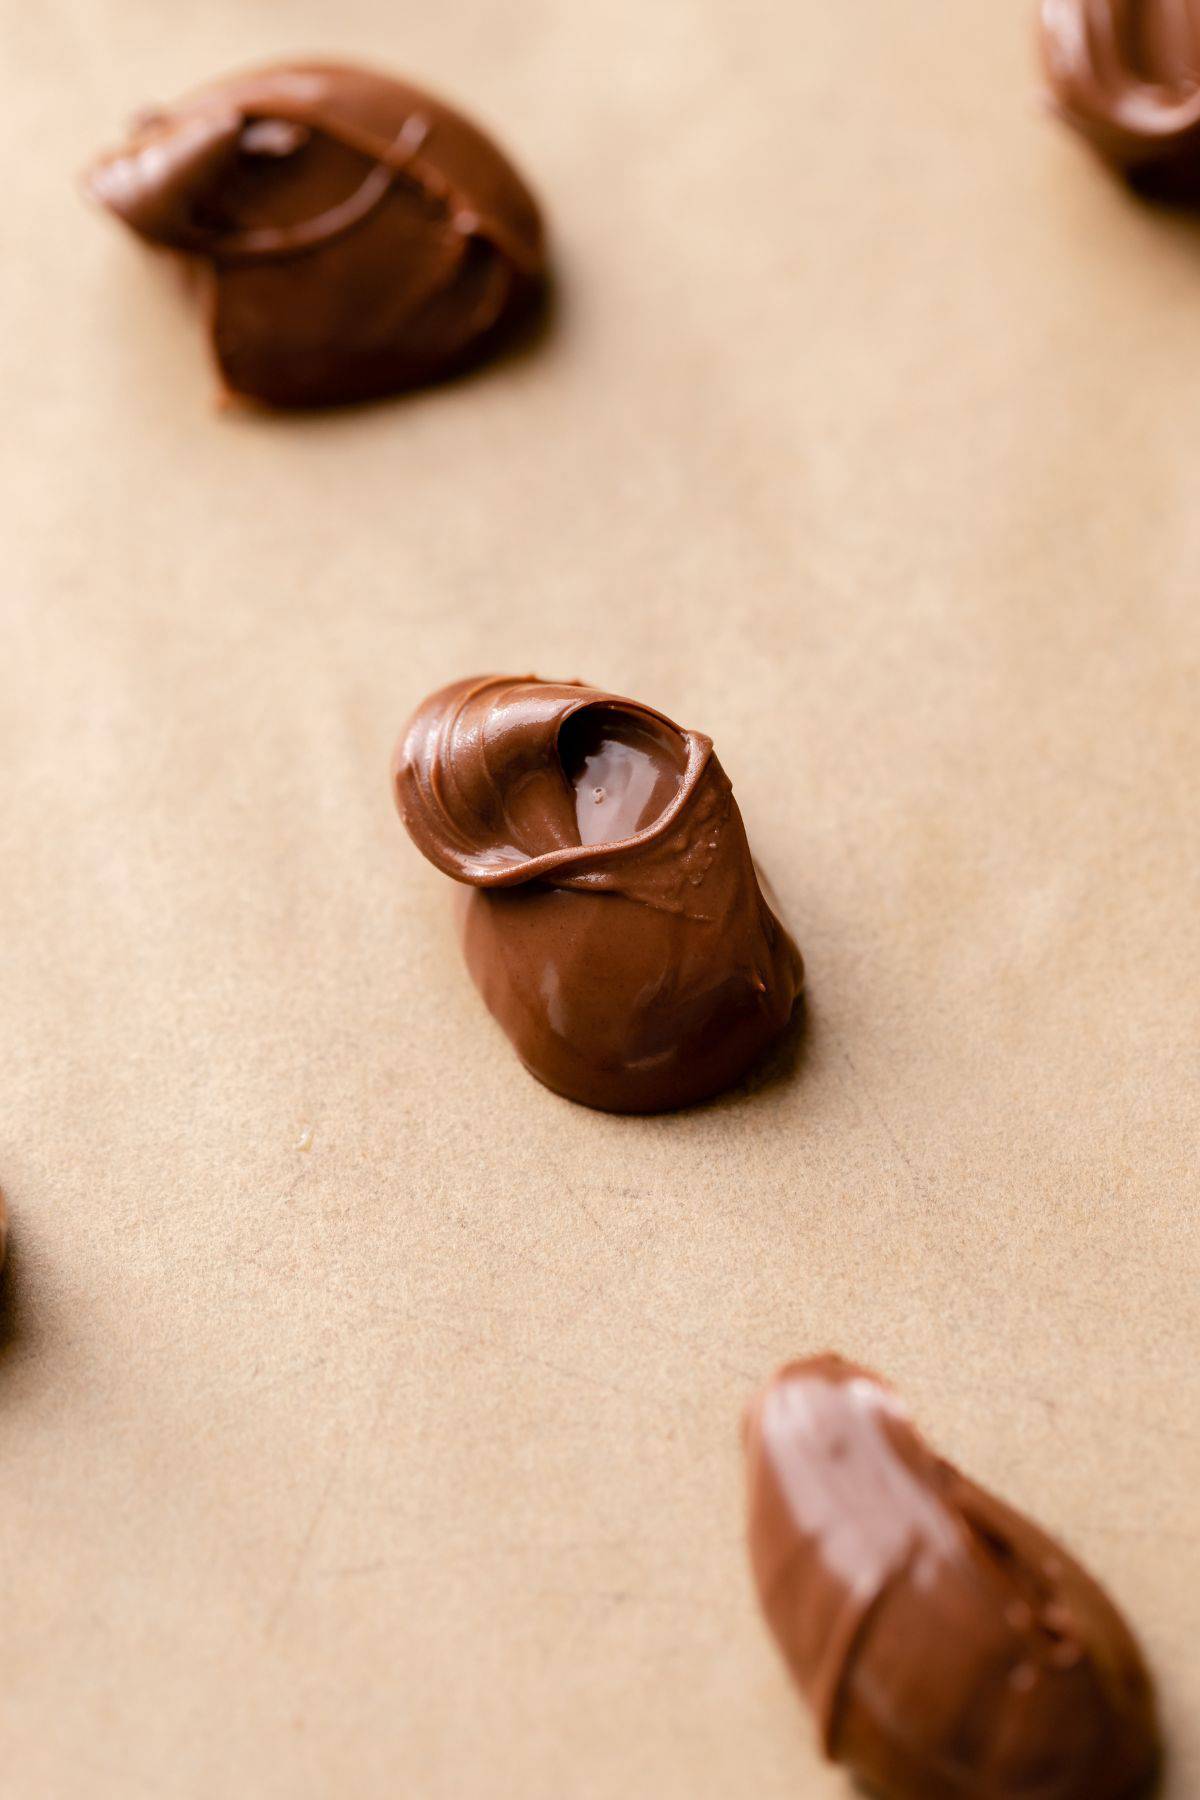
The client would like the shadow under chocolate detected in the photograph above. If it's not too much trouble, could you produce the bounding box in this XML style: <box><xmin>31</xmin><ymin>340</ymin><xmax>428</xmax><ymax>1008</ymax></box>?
<box><xmin>690</xmin><ymin>988</ymin><xmax>809</xmax><ymax>1115</ymax></box>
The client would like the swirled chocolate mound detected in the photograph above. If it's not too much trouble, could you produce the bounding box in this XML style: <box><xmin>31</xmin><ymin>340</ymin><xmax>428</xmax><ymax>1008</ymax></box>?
<box><xmin>745</xmin><ymin>1356</ymin><xmax>1160</xmax><ymax>1800</ymax></box>
<box><xmin>1040</xmin><ymin>0</ymin><xmax>1200</xmax><ymax>194</ymax></box>
<box><xmin>392</xmin><ymin>676</ymin><xmax>803</xmax><ymax>1113</ymax></box>
<box><xmin>85</xmin><ymin>62</ymin><xmax>545</xmax><ymax>406</ymax></box>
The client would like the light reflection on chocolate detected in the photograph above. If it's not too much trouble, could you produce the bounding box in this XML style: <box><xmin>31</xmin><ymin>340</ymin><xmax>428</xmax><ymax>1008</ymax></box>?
<box><xmin>745</xmin><ymin>1355</ymin><xmax>1160</xmax><ymax>1800</ymax></box>
<box><xmin>559</xmin><ymin>705</ymin><xmax>688</xmax><ymax>847</ymax></box>
<box><xmin>392</xmin><ymin>675</ymin><xmax>803</xmax><ymax>1113</ymax></box>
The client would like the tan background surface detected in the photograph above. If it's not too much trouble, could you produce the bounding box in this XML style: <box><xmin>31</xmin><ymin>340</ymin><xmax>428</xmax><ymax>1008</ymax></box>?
<box><xmin>1</xmin><ymin>1</ymin><xmax>1197</xmax><ymax>1795</ymax></box>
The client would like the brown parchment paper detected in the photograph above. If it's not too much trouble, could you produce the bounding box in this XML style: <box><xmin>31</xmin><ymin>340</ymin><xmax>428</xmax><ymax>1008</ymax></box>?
<box><xmin>1</xmin><ymin>2</ymin><xmax>1197</xmax><ymax>1795</ymax></box>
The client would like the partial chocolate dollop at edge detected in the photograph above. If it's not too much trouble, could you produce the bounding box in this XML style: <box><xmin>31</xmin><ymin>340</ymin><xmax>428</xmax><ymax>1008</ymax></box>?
<box><xmin>745</xmin><ymin>1355</ymin><xmax>1161</xmax><ymax>1800</ymax></box>
<box><xmin>1039</xmin><ymin>0</ymin><xmax>1200</xmax><ymax>196</ymax></box>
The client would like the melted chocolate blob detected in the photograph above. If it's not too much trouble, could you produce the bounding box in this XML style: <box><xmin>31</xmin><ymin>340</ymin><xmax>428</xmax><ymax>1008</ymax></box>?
<box><xmin>392</xmin><ymin>676</ymin><xmax>803</xmax><ymax>1113</ymax></box>
<box><xmin>1041</xmin><ymin>0</ymin><xmax>1200</xmax><ymax>193</ymax></box>
<box><xmin>745</xmin><ymin>1356</ymin><xmax>1160</xmax><ymax>1800</ymax></box>
<box><xmin>85</xmin><ymin>62</ymin><xmax>546</xmax><ymax>406</ymax></box>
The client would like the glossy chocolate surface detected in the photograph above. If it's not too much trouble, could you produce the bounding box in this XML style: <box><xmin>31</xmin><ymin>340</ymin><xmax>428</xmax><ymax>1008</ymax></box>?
<box><xmin>392</xmin><ymin>675</ymin><xmax>802</xmax><ymax>1113</ymax></box>
<box><xmin>1041</xmin><ymin>0</ymin><xmax>1200</xmax><ymax>192</ymax></box>
<box><xmin>745</xmin><ymin>1356</ymin><xmax>1160</xmax><ymax>1799</ymax></box>
<box><xmin>85</xmin><ymin>62</ymin><xmax>545</xmax><ymax>406</ymax></box>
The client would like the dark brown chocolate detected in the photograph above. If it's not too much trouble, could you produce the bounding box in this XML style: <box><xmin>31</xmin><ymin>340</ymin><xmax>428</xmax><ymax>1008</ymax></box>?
<box><xmin>392</xmin><ymin>676</ymin><xmax>803</xmax><ymax>1113</ymax></box>
<box><xmin>1040</xmin><ymin>0</ymin><xmax>1200</xmax><ymax>194</ymax></box>
<box><xmin>745</xmin><ymin>1356</ymin><xmax>1160</xmax><ymax>1800</ymax></box>
<box><xmin>85</xmin><ymin>62</ymin><xmax>545</xmax><ymax>406</ymax></box>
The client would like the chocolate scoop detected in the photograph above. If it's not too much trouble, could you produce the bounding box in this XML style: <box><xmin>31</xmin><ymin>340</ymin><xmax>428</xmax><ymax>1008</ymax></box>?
<box><xmin>1040</xmin><ymin>0</ymin><xmax>1200</xmax><ymax>194</ymax></box>
<box><xmin>745</xmin><ymin>1356</ymin><xmax>1160</xmax><ymax>1800</ymax></box>
<box><xmin>392</xmin><ymin>675</ymin><xmax>803</xmax><ymax>1113</ymax></box>
<box><xmin>84</xmin><ymin>61</ymin><xmax>546</xmax><ymax>406</ymax></box>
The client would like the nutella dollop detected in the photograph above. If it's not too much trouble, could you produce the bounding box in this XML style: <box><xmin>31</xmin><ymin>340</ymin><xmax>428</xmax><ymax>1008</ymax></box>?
<box><xmin>745</xmin><ymin>1356</ymin><xmax>1160</xmax><ymax>1800</ymax></box>
<box><xmin>1040</xmin><ymin>0</ymin><xmax>1200</xmax><ymax>192</ymax></box>
<box><xmin>85</xmin><ymin>62</ymin><xmax>546</xmax><ymax>406</ymax></box>
<box><xmin>392</xmin><ymin>675</ymin><xmax>803</xmax><ymax>1113</ymax></box>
